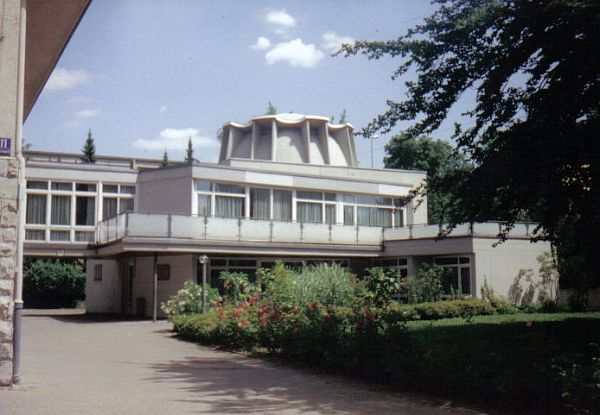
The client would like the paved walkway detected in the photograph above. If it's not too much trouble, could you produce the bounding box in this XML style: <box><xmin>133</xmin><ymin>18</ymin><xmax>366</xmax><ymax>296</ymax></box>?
<box><xmin>1</xmin><ymin>315</ymin><xmax>487</xmax><ymax>415</ymax></box>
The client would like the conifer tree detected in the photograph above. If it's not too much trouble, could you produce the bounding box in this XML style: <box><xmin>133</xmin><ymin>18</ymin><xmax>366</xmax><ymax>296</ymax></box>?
<box><xmin>161</xmin><ymin>149</ymin><xmax>169</xmax><ymax>167</ymax></box>
<box><xmin>184</xmin><ymin>137</ymin><xmax>195</xmax><ymax>165</ymax></box>
<box><xmin>266</xmin><ymin>101</ymin><xmax>277</xmax><ymax>115</ymax></box>
<box><xmin>80</xmin><ymin>129</ymin><xmax>96</xmax><ymax>163</ymax></box>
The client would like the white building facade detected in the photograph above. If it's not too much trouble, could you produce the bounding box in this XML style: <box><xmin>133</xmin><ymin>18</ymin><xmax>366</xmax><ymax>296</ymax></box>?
<box><xmin>23</xmin><ymin>115</ymin><xmax>553</xmax><ymax>317</ymax></box>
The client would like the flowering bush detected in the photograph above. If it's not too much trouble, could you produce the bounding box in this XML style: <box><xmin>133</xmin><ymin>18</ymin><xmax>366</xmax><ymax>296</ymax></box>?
<box><xmin>161</xmin><ymin>281</ymin><xmax>220</xmax><ymax>318</ymax></box>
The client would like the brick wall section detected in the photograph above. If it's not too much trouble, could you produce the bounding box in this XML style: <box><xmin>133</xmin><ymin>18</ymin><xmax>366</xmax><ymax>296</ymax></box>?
<box><xmin>0</xmin><ymin>159</ymin><xmax>18</xmax><ymax>385</ymax></box>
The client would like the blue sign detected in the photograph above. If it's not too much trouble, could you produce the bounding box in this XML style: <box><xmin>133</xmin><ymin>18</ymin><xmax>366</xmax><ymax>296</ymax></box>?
<box><xmin>0</xmin><ymin>137</ymin><xmax>10</xmax><ymax>156</ymax></box>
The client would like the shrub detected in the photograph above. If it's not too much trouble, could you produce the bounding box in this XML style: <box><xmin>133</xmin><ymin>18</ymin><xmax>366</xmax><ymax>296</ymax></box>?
<box><xmin>390</xmin><ymin>299</ymin><xmax>497</xmax><ymax>321</ymax></box>
<box><xmin>219</xmin><ymin>271</ymin><xmax>258</xmax><ymax>304</ymax></box>
<box><xmin>161</xmin><ymin>280</ymin><xmax>220</xmax><ymax>318</ymax></box>
<box><xmin>257</xmin><ymin>262</ymin><xmax>296</xmax><ymax>306</ymax></box>
<box><xmin>402</xmin><ymin>264</ymin><xmax>444</xmax><ymax>304</ymax></box>
<box><xmin>24</xmin><ymin>259</ymin><xmax>85</xmax><ymax>308</ymax></box>
<box><xmin>362</xmin><ymin>266</ymin><xmax>401</xmax><ymax>306</ymax></box>
<box><xmin>172</xmin><ymin>312</ymin><xmax>221</xmax><ymax>343</ymax></box>
<box><xmin>293</xmin><ymin>263</ymin><xmax>356</xmax><ymax>309</ymax></box>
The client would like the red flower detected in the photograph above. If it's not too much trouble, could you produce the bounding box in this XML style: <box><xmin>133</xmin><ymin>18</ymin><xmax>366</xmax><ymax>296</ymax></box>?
<box><xmin>290</xmin><ymin>307</ymin><xmax>299</xmax><ymax>314</ymax></box>
<box><xmin>354</xmin><ymin>322</ymin><xmax>363</xmax><ymax>330</ymax></box>
<box><xmin>269</xmin><ymin>314</ymin><xmax>278</xmax><ymax>321</ymax></box>
<box><xmin>241</xmin><ymin>319</ymin><xmax>249</xmax><ymax>327</ymax></box>
<box><xmin>240</xmin><ymin>301</ymin><xmax>250</xmax><ymax>308</ymax></box>
<box><xmin>258</xmin><ymin>307</ymin><xmax>266</xmax><ymax>313</ymax></box>
<box><xmin>323</xmin><ymin>313</ymin><xmax>330</xmax><ymax>321</ymax></box>
<box><xmin>310</xmin><ymin>302</ymin><xmax>319</xmax><ymax>309</ymax></box>
<box><xmin>260</xmin><ymin>319</ymin><xmax>267</xmax><ymax>327</ymax></box>
<box><xmin>232</xmin><ymin>309</ymin><xmax>244</xmax><ymax>317</ymax></box>
<box><xmin>291</xmin><ymin>326</ymin><xmax>300</xmax><ymax>334</ymax></box>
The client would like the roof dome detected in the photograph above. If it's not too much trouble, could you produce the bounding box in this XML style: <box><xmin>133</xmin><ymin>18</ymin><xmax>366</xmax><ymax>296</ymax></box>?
<box><xmin>219</xmin><ymin>114</ymin><xmax>358</xmax><ymax>167</ymax></box>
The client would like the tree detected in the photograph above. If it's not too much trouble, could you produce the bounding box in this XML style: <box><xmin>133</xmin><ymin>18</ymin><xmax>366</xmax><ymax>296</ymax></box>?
<box><xmin>384</xmin><ymin>133</ymin><xmax>471</xmax><ymax>223</ymax></box>
<box><xmin>161</xmin><ymin>149</ymin><xmax>169</xmax><ymax>167</ymax></box>
<box><xmin>23</xmin><ymin>259</ymin><xmax>85</xmax><ymax>308</ymax></box>
<box><xmin>266</xmin><ymin>101</ymin><xmax>277</xmax><ymax>115</ymax></box>
<box><xmin>184</xmin><ymin>137</ymin><xmax>195</xmax><ymax>165</ymax></box>
<box><xmin>80</xmin><ymin>129</ymin><xmax>96</xmax><ymax>163</ymax></box>
<box><xmin>340</xmin><ymin>1</ymin><xmax>600</xmax><ymax>296</ymax></box>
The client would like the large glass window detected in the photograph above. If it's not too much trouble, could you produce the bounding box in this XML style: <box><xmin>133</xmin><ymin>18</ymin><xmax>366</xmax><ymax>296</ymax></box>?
<box><xmin>273</xmin><ymin>190</ymin><xmax>292</xmax><ymax>221</ymax></box>
<box><xmin>215</xmin><ymin>196</ymin><xmax>244</xmax><ymax>217</ymax></box>
<box><xmin>103</xmin><ymin>198</ymin><xmax>118</xmax><ymax>220</ymax></box>
<box><xmin>198</xmin><ymin>194</ymin><xmax>211</xmax><ymax>216</ymax></box>
<box><xmin>343</xmin><ymin>205</ymin><xmax>354</xmax><ymax>225</ymax></box>
<box><xmin>76</xmin><ymin>196</ymin><xmax>95</xmax><ymax>226</ymax></box>
<box><xmin>357</xmin><ymin>206</ymin><xmax>392</xmax><ymax>227</ymax></box>
<box><xmin>297</xmin><ymin>202</ymin><xmax>322</xmax><ymax>223</ymax></box>
<box><xmin>119</xmin><ymin>198</ymin><xmax>134</xmax><ymax>213</ymax></box>
<box><xmin>26</xmin><ymin>194</ymin><xmax>46</xmax><ymax>224</ymax></box>
<box><xmin>250</xmin><ymin>188</ymin><xmax>270</xmax><ymax>220</ymax></box>
<box><xmin>51</xmin><ymin>195</ymin><xmax>71</xmax><ymax>225</ymax></box>
<box><xmin>434</xmin><ymin>257</ymin><xmax>471</xmax><ymax>295</ymax></box>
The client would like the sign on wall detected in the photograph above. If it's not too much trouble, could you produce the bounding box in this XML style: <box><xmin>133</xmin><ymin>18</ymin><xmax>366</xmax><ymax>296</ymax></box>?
<box><xmin>0</xmin><ymin>137</ymin><xmax>11</xmax><ymax>156</ymax></box>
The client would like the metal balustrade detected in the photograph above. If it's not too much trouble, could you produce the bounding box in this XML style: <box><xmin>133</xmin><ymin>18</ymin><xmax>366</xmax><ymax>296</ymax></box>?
<box><xmin>94</xmin><ymin>212</ymin><xmax>540</xmax><ymax>246</ymax></box>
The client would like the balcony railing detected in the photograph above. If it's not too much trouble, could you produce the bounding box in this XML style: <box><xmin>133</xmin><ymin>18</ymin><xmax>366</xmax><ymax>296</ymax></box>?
<box><xmin>95</xmin><ymin>213</ymin><xmax>542</xmax><ymax>247</ymax></box>
<box><xmin>95</xmin><ymin>213</ymin><xmax>385</xmax><ymax>246</ymax></box>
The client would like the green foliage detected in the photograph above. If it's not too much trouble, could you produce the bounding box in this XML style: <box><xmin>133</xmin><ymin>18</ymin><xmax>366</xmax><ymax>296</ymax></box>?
<box><xmin>293</xmin><ymin>263</ymin><xmax>356</xmax><ymax>309</ymax></box>
<box><xmin>391</xmin><ymin>298</ymin><xmax>497</xmax><ymax>321</ymax></box>
<box><xmin>219</xmin><ymin>271</ymin><xmax>258</xmax><ymax>304</ymax></box>
<box><xmin>340</xmin><ymin>0</ymin><xmax>600</xmax><ymax>292</ymax></box>
<box><xmin>256</xmin><ymin>262</ymin><xmax>296</xmax><ymax>306</ymax></box>
<box><xmin>161</xmin><ymin>149</ymin><xmax>169</xmax><ymax>167</ymax></box>
<box><xmin>80</xmin><ymin>129</ymin><xmax>96</xmax><ymax>163</ymax></box>
<box><xmin>265</xmin><ymin>101</ymin><xmax>277</xmax><ymax>115</ymax></box>
<box><xmin>23</xmin><ymin>259</ymin><xmax>85</xmax><ymax>308</ymax></box>
<box><xmin>362</xmin><ymin>267</ymin><xmax>401</xmax><ymax>307</ymax></box>
<box><xmin>184</xmin><ymin>137</ymin><xmax>195</xmax><ymax>165</ymax></box>
<box><xmin>384</xmin><ymin>133</ymin><xmax>472</xmax><ymax>223</ymax></box>
<box><xmin>160</xmin><ymin>280</ymin><xmax>220</xmax><ymax>318</ymax></box>
<box><xmin>403</xmin><ymin>264</ymin><xmax>445</xmax><ymax>303</ymax></box>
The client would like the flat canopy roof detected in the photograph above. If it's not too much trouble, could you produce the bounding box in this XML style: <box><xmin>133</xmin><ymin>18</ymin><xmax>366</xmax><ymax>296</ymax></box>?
<box><xmin>25</xmin><ymin>0</ymin><xmax>91</xmax><ymax>119</ymax></box>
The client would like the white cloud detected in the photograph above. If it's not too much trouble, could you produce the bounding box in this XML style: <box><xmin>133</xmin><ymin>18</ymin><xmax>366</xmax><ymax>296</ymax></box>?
<box><xmin>265</xmin><ymin>39</ymin><xmax>324</xmax><ymax>68</ymax></box>
<box><xmin>133</xmin><ymin>128</ymin><xmax>218</xmax><ymax>152</ymax></box>
<box><xmin>159</xmin><ymin>105</ymin><xmax>168</xmax><ymax>113</ymax></box>
<box><xmin>46</xmin><ymin>68</ymin><xmax>90</xmax><ymax>91</ymax></box>
<box><xmin>265</xmin><ymin>10</ymin><xmax>296</xmax><ymax>29</ymax></box>
<box><xmin>68</xmin><ymin>96</ymin><xmax>92</xmax><ymax>104</ymax></box>
<box><xmin>321</xmin><ymin>31</ymin><xmax>355</xmax><ymax>53</ymax></box>
<box><xmin>250</xmin><ymin>36</ymin><xmax>271</xmax><ymax>51</ymax></box>
<box><xmin>76</xmin><ymin>109</ymin><xmax>99</xmax><ymax>118</ymax></box>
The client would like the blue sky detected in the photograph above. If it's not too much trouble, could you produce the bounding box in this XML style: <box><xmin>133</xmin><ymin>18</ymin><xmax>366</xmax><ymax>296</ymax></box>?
<box><xmin>24</xmin><ymin>0</ymin><xmax>455</xmax><ymax>168</ymax></box>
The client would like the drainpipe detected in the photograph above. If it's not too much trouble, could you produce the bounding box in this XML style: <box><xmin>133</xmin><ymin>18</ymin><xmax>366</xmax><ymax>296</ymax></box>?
<box><xmin>152</xmin><ymin>253</ymin><xmax>157</xmax><ymax>322</ymax></box>
<box><xmin>13</xmin><ymin>0</ymin><xmax>27</xmax><ymax>384</ymax></box>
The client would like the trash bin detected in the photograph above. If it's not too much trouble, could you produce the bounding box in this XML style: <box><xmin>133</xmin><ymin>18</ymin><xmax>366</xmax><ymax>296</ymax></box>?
<box><xmin>135</xmin><ymin>297</ymin><xmax>146</xmax><ymax>317</ymax></box>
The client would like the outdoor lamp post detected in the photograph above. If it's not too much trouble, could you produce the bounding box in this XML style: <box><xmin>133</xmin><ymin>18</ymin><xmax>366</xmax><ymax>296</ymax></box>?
<box><xmin>199</xmin><ymin>255</ymin><xmax>208</xmax><ymax>313</ymax></box>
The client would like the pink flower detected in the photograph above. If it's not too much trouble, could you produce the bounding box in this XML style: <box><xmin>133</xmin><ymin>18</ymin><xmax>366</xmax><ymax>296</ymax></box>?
<box><xmin>526</xmin><ymin>321</ymin><xmax>533</xmax><ymax>328</ymax></box>
<box><xmin>232</xmin><ymin>309</ymin><xmax>244</xmax><ymax>317</ymax></box>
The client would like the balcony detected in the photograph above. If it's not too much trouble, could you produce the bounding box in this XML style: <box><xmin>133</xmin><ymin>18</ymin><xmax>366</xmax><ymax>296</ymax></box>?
<box><xmin>383</xmin><ymin>222</ymin><xmax>541</xmax><ymax>240</ymax></box>
<box><xmin>95</xmin><ymin>213</ymin><xmax>385</xmax><ymax>247</ymax></box>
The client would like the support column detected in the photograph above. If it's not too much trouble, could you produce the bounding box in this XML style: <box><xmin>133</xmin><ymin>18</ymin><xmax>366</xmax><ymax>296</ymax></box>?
<box><xmin>152</xmin><ymin>253</ymin><xmax>158</xmax><ymax>322</ymax></box>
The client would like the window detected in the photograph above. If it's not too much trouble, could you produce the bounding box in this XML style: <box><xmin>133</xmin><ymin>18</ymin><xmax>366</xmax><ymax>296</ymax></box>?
<box><xmin>343</xmin><ymin>194</ymin><xmax>404</xmax><ymax>227</ymax></box>
<box><xmin>75</xmin><ymin>231</ymin><xmax>94</xmax><ymax>242</ymax></box>
<box><xmin>26</xmin><ymin>194</ymin><xmax>46</xmax><ymax>224</ymax></box>
<box><xmin>343</xmin><ymin>206</ymin><xmax>354</xmax><ymax>225</ymax></box>
<box><xmin>103</xmin><ymin>198</ymin><xmax>118</xmax><ymax>220</ymax></box>
<box><xmin>51</xmin><ymin>195</ymin><xmax>71</xmax><ymax>225</ymax></box>
<box><xmin>51</xmin><ymin>182</ymin><xmax>72</xmax><ymax>191</ymax></box>
<box><xmin>250</xmin><ymin>188</ymin><xmax>270</xmax><ymax>219</ymax></box>
<box><xmin>198</xmin><ymin>194</ymin><xmax>211</xmax><ymax>216</ymax></box>
<box><xmin>434</xmin><ymin>256</ymin><xmax>471</xmax><ymax>295</ymax></box>
<box><xmin>103</xmin><ymin>184</ymin><xmax>118</xmax><ymax>193</ymax></box>
<box><xmin>120</xmin><ymin>185</ymin><xmax>135</xmax><ymax>194</ymax></box>
<box><xmin>297</xmin><ymin>202</ymin><xmax>322</xmax><ymax>223</ymax></box>
<box><xmin>25</xmin><ymin>229</ymin><xmax>45</xmax><ymax>241</ymax></box>
<box><xmin>27</xmin><ymin>181</ymin><xmax>47</xmax><ymax>190</ymax></box>
<box><xmin>94</xmin><ymin>264</ymin><xmax>103</xmax><ymax>281</ymax></box>
<box><xmin>208</xmin><ymin>257</ymin><xmax>258</xmax><ymax>292</ymax></box>
<box><xmin>273</xmin><ymin>190</ymin><xmax>292</xmax><ymax>221</ymax></box>
<box><xmin>119</xmin><ymin>198</ymin><xmax>134</xmax><ymax>213</ymax></box>
<box><xmin>215</xmin><ymin>195</ymin><xmax>244</xmax><ymax>217</ymax></box>
<box><xmin>357</xmin><ymin>206</ymin><xmax>392</xmax><ymax>227</ymax></box>
<box><xmin>325</xmin><ymin>205</ymin><xmax>336</xmax><ymax>224</ymax></box>
<box><xmin>157</xmin><ymin>264</ymin><xmax>170</xmax><ymax>281</ymax></box>
<box><xmin>76</xmin><ymin>196</ymin><xmax>95</xmax><ymax>226</ymax></box>
<box><xmin>50</xmin><ymin>230</ymin><xmax>70</xmax><ymax>241</ymax></box>
<box><xmin>76</xmin><ymin>183</ymin><xmax>96</xmax><ymax>192</ymax></box>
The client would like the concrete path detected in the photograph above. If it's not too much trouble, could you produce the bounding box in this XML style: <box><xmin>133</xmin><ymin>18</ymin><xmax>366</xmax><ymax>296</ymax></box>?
<box><xmin>0</xmin><ymin>315</ymin><xmax>487</xmax><ymax>415</ymax></box>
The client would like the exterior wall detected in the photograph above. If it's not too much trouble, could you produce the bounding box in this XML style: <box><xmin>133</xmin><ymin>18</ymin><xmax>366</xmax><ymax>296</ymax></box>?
<box><xmin>0</xmin><ymin>0</ymin><xmax>21</xmax><ymax>386</ymax></box>
<box><xmin>85</xmin><ymin>259</ymin><xmax>120</xmax><ymax>314</ymax></box>
<box><xmin>132</xmin><ymin>254</ymin><xmax>195</xmax><ymax>318</ymax></box>
<box><xmin>137</xmin><ymin>166</ymin><xmax>193</xmax><ymax>214</ymax></box>
<box><xmin>473</xmin><ymin>238</ymin><xmax>554</xmax><ymax>303</ymax></box>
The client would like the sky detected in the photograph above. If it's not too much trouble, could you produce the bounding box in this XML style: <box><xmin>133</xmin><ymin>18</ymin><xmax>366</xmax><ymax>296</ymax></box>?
<box><xmin>23</xmin><ymin>0</ymin><xmax>460</xmax><ymax>168</ymax></box>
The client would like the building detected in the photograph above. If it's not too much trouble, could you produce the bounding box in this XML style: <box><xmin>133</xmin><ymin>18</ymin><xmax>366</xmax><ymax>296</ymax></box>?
<box><xmin>22</xmin><ymin>114</ymin><xmax>553</xmax><ymax>318</ymax></box>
